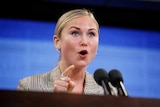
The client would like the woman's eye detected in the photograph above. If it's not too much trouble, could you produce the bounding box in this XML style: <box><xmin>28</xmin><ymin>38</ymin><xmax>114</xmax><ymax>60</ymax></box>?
<box><xmin>71</xmin><ymin>31</ymin><xmax>79</xmax><ymax>36</ymax></box>
<box><xmin>88</xmin><ymin>32</ymin><xmax>95</xmax><ymax>37</ymax></box>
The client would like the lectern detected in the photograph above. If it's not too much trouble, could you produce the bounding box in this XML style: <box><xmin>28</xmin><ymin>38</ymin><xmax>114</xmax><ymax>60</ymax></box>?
<box><xmin>0</xmin><ymin>90</ymin><xmax>160</xmax><ymax>107</ymax></box>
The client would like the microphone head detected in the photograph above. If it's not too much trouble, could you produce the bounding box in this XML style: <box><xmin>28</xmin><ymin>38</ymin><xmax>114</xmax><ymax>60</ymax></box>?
<box><xmin>93</xmin><ymin>68</ymin><xmax>109</xmax><ymax>86</ymax></box>
<box><xmin>108</xmin><ymin>69</ymin><xmax>123</xmax><ymax>87</ymax></box>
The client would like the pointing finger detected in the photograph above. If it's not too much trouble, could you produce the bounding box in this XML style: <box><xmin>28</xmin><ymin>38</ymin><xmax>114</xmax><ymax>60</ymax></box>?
<box><xmin>61</xmin><ymin>65</ymin><xmax>75</xmax><ymax>77</ymax></box>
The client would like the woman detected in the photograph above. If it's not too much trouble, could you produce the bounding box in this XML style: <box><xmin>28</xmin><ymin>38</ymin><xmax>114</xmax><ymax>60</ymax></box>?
<box><xmin>17</xmin><ymin>8</ymin><xmax>105</xmax><ymax>95</ymax></box>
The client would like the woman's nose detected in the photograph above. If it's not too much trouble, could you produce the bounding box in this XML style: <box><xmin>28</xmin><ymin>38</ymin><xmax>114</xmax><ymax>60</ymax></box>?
<box><xmin>80</xmin><ymin>36</ymin><xmax>87</xmax><ymax>46</ymax></box>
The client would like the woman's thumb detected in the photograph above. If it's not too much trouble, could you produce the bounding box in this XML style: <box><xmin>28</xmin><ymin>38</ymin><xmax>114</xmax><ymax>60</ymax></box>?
<box><xmin>67</xmin><ymin>80</ymin><xmax>75</xmax><ymax>93</ymax></box>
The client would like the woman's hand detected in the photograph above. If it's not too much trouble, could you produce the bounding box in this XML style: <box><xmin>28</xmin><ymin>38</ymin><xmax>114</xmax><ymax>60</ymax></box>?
<box><xmin>53</xmin><ymin>65</ymin><xmax>75</xmax><ymax>93</ymax></box>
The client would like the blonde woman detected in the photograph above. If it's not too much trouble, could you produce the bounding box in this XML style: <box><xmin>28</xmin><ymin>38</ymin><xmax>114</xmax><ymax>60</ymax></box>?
<box><xmin>17</xmin><ymin>8</ymin><xmax>115</xmax><ymax>95</ymax></box>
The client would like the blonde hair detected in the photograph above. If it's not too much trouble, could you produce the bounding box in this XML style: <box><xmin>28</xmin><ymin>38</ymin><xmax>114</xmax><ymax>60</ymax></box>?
<box><xmin>55</xmin><ymin>8</ymin><xmax>99</xmax><ymax>38</ymax></box>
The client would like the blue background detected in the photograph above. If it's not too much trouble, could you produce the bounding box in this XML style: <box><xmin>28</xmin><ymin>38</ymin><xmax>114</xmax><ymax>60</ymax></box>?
<box><xmin>0</xmin><ymin>18</ymin><xmax>160</xmax><ymax>99</ymax></box>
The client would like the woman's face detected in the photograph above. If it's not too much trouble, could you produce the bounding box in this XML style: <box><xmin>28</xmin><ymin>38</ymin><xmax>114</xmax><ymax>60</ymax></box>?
<box><xmin>59</xmin><ymin>16</ymin><xmax>99</xmax><ymax>68</ymax></box>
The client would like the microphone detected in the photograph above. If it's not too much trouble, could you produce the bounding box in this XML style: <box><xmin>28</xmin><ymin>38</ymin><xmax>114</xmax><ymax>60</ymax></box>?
<box><xmin>108</xmin><ymin>69</ymin><xmax>128</xmax><ymax>96</ymax></box>
<box><xmin>93</xmin><ymin>68</ymin><xmax>112</xmax><ymax>95</ymax></box>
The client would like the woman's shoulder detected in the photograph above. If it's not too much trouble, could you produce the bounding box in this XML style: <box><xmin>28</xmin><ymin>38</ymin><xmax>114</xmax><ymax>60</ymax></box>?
<box><xmin>19</xmin><ymin>65</ymin><xmax>60</xmax><ymax>82</ymax></box>
<box><xmin>17</xmin><ymin>70</ymin><xmax>52</xmax><ymax>91</ymax></box>
<box><xmin>17</xmin><ymin>66</ymin><xmax>61</xmax><ymax>91</ymax></box>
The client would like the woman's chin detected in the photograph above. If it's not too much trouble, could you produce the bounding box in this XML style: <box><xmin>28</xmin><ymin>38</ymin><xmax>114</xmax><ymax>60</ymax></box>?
<box><xmin>74</xmin><ymin>62</ymin><xmax>88</xmax><ymax>68</ymax></box>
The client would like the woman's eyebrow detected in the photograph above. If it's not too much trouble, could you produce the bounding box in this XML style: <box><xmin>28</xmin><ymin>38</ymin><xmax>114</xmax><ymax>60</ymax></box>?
<box><xmin>69</xmin><ymin>26</ymin><xmax>97</xmax><ymax>31</ymax></box>
<box><xmin>69</xmin><ymin>26</ymin><xmax>80</xmax><ymax>30</ymax></box>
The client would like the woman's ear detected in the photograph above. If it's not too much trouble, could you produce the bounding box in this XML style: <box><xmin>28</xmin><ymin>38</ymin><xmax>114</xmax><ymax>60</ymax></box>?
<box><xmin>53</xmin><ymin>35</ymin><xmax>61</xmax><ymax>51</ymax></box>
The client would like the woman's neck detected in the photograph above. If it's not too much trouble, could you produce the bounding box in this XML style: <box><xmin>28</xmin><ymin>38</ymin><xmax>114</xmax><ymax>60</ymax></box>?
<box><xmin>59</xmin><ymin>63</ymin><xmax>86</xmax><ymax>80</ymax></box>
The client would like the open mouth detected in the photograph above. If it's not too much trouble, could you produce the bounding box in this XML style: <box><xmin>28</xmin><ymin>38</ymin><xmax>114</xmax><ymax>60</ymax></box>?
<box><xmin>79</xmin><ymin>50</ymin><xmax>88</xmax><ymax>55</ymax></box>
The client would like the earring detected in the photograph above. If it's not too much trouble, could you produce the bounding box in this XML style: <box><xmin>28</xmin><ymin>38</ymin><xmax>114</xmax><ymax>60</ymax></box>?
<box><xmin>56</xmin><ymin>48</ymin><xmax>60</xmax><ymax>52</ymax></box>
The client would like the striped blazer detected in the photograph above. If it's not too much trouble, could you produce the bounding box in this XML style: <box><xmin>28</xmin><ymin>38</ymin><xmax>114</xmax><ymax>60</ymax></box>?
<box><xmin>17</xmin><ymin>66</ymin><xmax>105</xmax><ymax>95</ymax></box>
